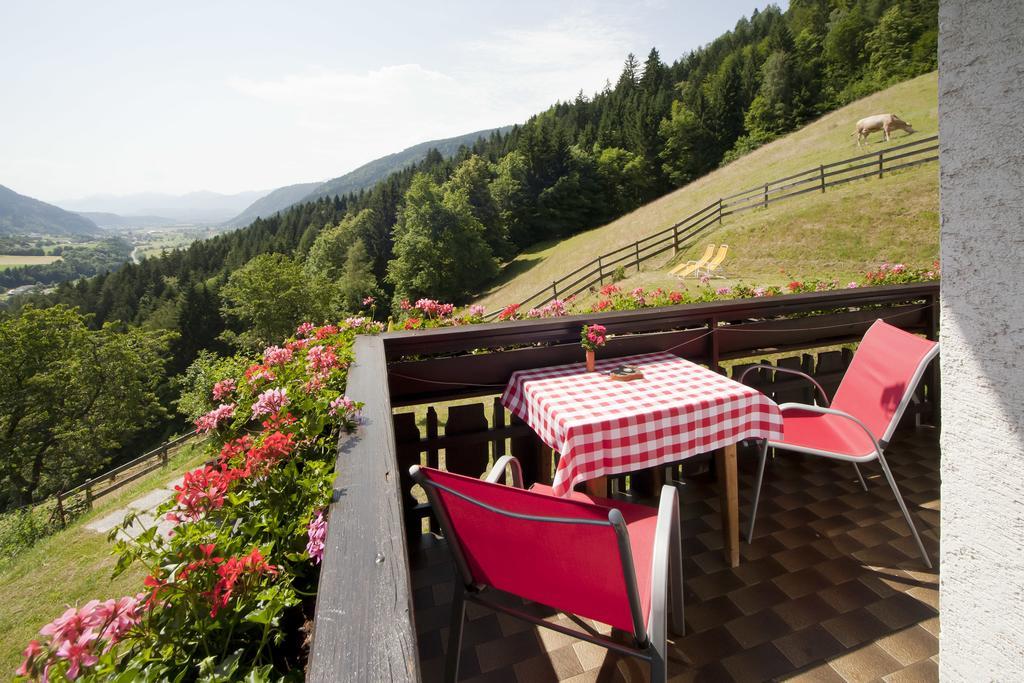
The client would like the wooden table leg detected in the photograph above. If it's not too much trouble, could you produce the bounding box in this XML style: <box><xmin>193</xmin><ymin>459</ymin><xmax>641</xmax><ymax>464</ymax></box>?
<box><xmin>715</xmin><ymin>443</ymin><xmax>740</xmax><ymax>568</ymax></box>
<box><xmin>584</xmin><ymin>476</ymin><xmax>608</xmax><ymax>498</ymax></box>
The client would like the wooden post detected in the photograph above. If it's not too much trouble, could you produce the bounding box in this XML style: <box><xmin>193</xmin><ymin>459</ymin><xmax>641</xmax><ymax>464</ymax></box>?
<box><xmin>763</xmin><ymin>183</ymin><xmax>769</xmax><ymax>208</ymax></box>
<box><xmin>597</xmin><ymin>256</ymin><xmax>604</xmax><ymax>285</ymax></box>
<box><xmin>878</xmin><ymin>151</ymin><xmax>884</xmax><ymax>179</ymax></box>
<box><xmin>425</xmin><ymin>407</ymin><xmax>439</xmax><ymax>533</ymax></box>
<box><xmin>672</xmin><ymin>224</ymin><xmax>680</xmax><ymax>252</ymax></box>
<box><xmin>160</xmin><ymin>444</ymin><xmax>169</xmax><ymax>466</ymax></box>
<box><xmin>820</xmin><ymin>164</ymin><xmax>826</xmax><ymax>192</ymax></box>
<box><xmin>491</xmin><ymin>397</ymin><xmax>506</xmax><ymax>459</ymax></box>
<box><xmin>709</xmin><ymin>317</ymin><xmax>720</xmax><ymax>371</ymax></box>
<box><xmin>551</xmin><ymin>281</ymin><xmax>558</xmax><ymax>300</ymax></box>
<box><xmin>634</xmin><ymin>241</ymin><xmax>641</xmax><ymax>270</ymax></box>
<box><xmin>718</xmin><ymin>198</ymin><xmax>723</xmax><ymax>224</ymax></box>
<box><xmin>715</xmin><ymin>444</ymin><xmax>740</xmax><ymax>568</ymax></box>
<box><xmin>84</xmin><ymin>482</ymin><xmax>93</xmax><ymax>509</ymax></box>
<box><xmin>54</xmin><ymin>493</ymin><xmax>66</xmax><ymax>528</ymax></box>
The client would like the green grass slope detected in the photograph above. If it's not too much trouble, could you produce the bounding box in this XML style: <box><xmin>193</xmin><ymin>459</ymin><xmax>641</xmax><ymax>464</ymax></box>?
<box><xmin>0</xmin><ymin>440</ymin><xmax>208</xmax><ymax>672</ymax></box>
<box><xmin>474</xmin><ymin>72</ymin><xmax>938</xmax><ymax>310</ymax></box>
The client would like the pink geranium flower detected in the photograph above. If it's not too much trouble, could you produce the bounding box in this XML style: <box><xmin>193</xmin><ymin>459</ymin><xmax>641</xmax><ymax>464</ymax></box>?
<box><xmin>55</xmin><ymin>630</ymin><xmax>99</xmax><ymax>679</ymax></box>
<box><xmin>211</xmin><ymin>378</ymin><xmax>236</xmax><ymax>401</ymax></box>
<box><xmin>251</xmin><ymin>388</ymin><xmax>288</xmax><ymax>418</ymax></box>
<box><xmin>262</xmin><ymin>345</ymin><xmax>294</xmax><ymax>366</ymax></box>
<box><xmin>307</xmin><ymin>510</ymin><xmax>327</xmax><ymax>564</ymax></box>
<box><xmin>328</xmin><ymin>395</ymin><xmax>358</xmax><ymax>419</ymax></box>
<box><xmin>195</xmin><ymin>403</ymin><xmax>235</xmax><ymax>433</ymax></box>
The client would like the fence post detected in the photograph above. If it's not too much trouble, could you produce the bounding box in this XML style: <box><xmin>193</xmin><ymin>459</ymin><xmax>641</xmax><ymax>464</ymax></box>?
<box><xmin>551</xmin><ymin>282</ymin><xmax>558</xmax><ymax>300</ymax></box>
<box><xmin>597</xmin><ymin>256</ymin><xmax>604</xmax><ymax>284</ymax></box>
<box><xmin>161</xmin><ymin>444</ymin><xmax>169</xmax><ymax>466</ymax></box>
<box><xmin>820</xmin><ymin>165</ymin><xmax>826</xmax><ymax>193</ymax></box>
<box><xmin>635</xmin><ymin>242</ymin><xmax>641</xmax><ymax>270</ymax></box>
<box><xmin>878</xmin><ymin>152</ymin><xmax>884</xmax><ymax>179</ymax></box>
<box><xmin>718</xmin><ymin>198</ymin><xmax>723</xmax><ymax>224</ymax></box>
<box><xmin>85</xmin><ymin>482</ymin><xmax>93</xmax><ymax>509</ymax></box>
<box><xmin>54</xmin><ymin>493</ymin><xmax>66</xmax><ymax>529</ymax></box>
<box><xmin>673</xmin><ymin>224</ymin><xmax>680</xmax><ymax>252</ymax></box>
<box><xmin>763</xmin><ymin>183</ymin><xmax>769</xmax><ymax>209</ymax></box>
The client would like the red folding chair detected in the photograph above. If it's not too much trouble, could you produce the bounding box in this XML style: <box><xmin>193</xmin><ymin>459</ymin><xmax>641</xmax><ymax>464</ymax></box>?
<box><xmin>411</xmin><ymin>457</ymin><xmax>683</xmax><ymax>682</ymax></box>
<box><xmin>741</xmin><ymin>319</ymin><xmax>939</xmax><ymax>568</ymax></box>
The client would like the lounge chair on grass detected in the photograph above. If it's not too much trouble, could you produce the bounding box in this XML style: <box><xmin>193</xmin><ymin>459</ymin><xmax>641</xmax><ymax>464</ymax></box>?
<box><xmin>670</xmin><ymin>243</ymin><xmax>715</xmax><ymax>279</ymax></box>
<box><xmin>701</xmin><ymin>244</ymin><xmax>729</xmax><ymax>278</ymax></box>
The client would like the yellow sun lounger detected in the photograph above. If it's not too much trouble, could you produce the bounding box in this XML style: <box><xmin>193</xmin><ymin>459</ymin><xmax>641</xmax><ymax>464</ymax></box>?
<box><xmin>670</xmin><ymin>244</ymin><xmax>716</xmax><ymax>279</ymax></box>
<box><xmin>703</xmin><ymin>244</ymin><xmax>729</xmax><ymax>278</ymax></box>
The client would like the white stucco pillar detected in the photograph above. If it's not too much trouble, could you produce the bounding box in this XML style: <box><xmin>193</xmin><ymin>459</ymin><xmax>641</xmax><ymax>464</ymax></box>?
<box><xmin>938</xmin><ymin>0</ymin><xmax>1024</xmax><ymax>679</ymax></box>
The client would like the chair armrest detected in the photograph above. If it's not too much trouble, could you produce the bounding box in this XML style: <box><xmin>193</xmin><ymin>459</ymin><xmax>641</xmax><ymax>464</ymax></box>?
<box><xmin>777</xmin><ymin>403</ymin><xmax>883</xmax><ymax>458</ymax></box>
<box><xmin>484</xmin><ymin>455</ymin><xmax>525</xmax><ymax>488</ymax></box>
<box><xmin>738</xmin><ymin>364</ymin><xmax>832</xmax><ymax>406</ymax></box>
<box><xmin>648</xmin><ymin>485</ymin><xmax>682</xmax><ymax>638</ymax></box>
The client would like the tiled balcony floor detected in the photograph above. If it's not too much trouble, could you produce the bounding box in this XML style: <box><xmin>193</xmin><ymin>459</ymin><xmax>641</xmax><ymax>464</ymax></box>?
<box><xmin>410</xmin><ymin>428</ymin><xmax>940</xmax><ymax>682</ymax></box>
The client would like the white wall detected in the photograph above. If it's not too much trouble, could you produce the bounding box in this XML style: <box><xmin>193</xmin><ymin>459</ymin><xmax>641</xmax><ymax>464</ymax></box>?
<box><xmin>938</xmin><ymin>0</ymin><xmax>1024</xmax><ymax>679</ymax></box>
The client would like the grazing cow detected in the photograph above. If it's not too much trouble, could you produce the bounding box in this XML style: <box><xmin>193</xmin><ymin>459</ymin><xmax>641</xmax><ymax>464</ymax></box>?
<box><xmin>854</xmin><ymin>113</ymin><xmax>916</xmax><ymax>146</ymax></box>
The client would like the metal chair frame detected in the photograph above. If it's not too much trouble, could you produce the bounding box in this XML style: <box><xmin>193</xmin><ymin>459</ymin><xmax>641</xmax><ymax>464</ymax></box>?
<box><xmin>411</xmin><ymin>456</ymin><xmax>683</xmax><ymax>682</ymax></box>
<box><xmin>739</xmin><ymin>342</ymin><xmax>939</xmax><ymax>569</ymax></box>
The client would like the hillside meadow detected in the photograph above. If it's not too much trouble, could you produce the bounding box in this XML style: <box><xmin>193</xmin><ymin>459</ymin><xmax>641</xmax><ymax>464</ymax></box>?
<box><xmin>473</xmin><ymin>72</ymin><xmax>938</xmax><ymax>311</ymax></box>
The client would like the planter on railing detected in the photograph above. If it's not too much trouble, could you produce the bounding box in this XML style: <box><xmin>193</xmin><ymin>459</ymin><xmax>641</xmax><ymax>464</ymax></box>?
<box><xmin>307</xmin><ymin>283</ymin><xmax>939</xmax><ymax>682</ymax></box>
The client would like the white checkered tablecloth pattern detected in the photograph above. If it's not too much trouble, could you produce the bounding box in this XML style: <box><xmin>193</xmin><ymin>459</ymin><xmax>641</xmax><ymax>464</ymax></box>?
<box><xmin>502</xmin><ymin>352</ymin><xmax>784</xmax><ymax>496</ymax></box>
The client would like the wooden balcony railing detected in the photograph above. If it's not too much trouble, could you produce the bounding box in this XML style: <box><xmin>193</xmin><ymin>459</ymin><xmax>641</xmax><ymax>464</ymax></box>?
<box><xmin>307</xmin><ymin>282</ymin><xmax>939</xmax><ymax>682</ymax></box>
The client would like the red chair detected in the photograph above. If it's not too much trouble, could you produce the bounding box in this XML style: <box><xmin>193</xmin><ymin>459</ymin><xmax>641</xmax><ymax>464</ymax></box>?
<box><xmin>742</xmin><ymin>319</ymin><xmax>939</xmax><ymax>568</ymax></box>
<box><xmin>411</xmin><ymin>457</ymin><xmax>683</xmax><ymax>682</ymax></box>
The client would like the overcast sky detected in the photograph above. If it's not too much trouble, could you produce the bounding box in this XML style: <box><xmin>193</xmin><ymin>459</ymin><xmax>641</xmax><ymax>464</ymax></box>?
<box><xmin>0</xmin><ymin>1</ymin><xmax>782</xmax><ymax>201</ymax></box>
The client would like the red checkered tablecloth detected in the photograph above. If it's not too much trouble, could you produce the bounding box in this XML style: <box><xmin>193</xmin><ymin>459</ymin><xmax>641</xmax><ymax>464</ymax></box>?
<box><xmin>501</xmin><ymin>352</ymin><xmax>784</xmax><ymax>496</ymax></box>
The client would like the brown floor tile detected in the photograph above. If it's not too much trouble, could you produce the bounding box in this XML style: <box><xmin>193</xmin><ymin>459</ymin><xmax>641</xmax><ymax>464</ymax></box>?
<box><xmin>828</xmin><ymin>643</ymin><xmax>903</xmax><ymax>683</ymax></box>
<box><xmin>723</xmin><ymin>609</ymin><xmax>790</xmax><ymax>650</ymax></box>
<box><xmin>685</xmin><ymin>595</ymin><xmax>743</xmax><ymax>633</ymax></box>
<box><xmin>874</xmin><ymin>625</ymin><xmax>938</xmax><ymax>666</ymax></box>
<box><xmin>476</xmin><ymin>629</ymin><xmax>546</xmax><ymax>673</ymax></box>
<box><xmin>773</xmin><ymin>567</ymin><xmax>834</xmax><ymax>600</ymax></box>
<box><xmin>728</xmin><ymin>581</ymin><xmax>790</xmax><ymax>615</ymax></box>
<box><xmin>881</xmin><ymin>657</ymin><xmax>938</xmax><ymax>682</ymax></box>
<box><xmin>818</xmin><ymin>580</ymin><xmax>884</xmax><ymax>615</ymax></box>
<box><xmin>720</xmin><ymin>642</ymin><xmax>793</xmax><ymax>681</ymax></box>
<box><xmin>772</xmin><ymin>593</ymin><xmax>839</xmax><ymax>632</ymax></box>
<box><xmin>732</xmin><ymin>556</ymin><xmax>788</xmax><ymax>586</ymax></box>
<box><xmin>821</xmin><ymin>609</ymin><xmax>890</xmax><ymax>648</ymax></box>
<box><xmin>672</xmin><ymin>625</ymin><xmax>743</xmax><ymax>668</ymax></box>
<box><xmin>689</xmin><ymin>570</ymin><xmax>748</xmax><ymax>601</ymax></box>
<box><xmin>781</xmin><ymin>662</ymin><xmax>847</xmax><ymax>682</ymax></box>
<box><xmin>513</xmin><ymin>644</ymin><xmax>584</xmax><ymax>682</ymax></box>
<box><xmin>865</xmin><ymin>594</ymin><xmax>937</xmax><ymax>631</ymax></box>
<box><xmin>773</xmin><ymin>624</ymin><xmax>846</xmax><ymax>669</ymax></box>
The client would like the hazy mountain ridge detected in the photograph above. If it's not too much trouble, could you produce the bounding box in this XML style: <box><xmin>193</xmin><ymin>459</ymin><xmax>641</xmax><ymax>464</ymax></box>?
<box><xmin>0</xmin><ymin>185</ymin><xmax>101</xmax><ymax>237</ymax></box>
<box><xmin>55</xmin><ymin>189</ymin><xmax>270</xmax><ymax>224</ymax></box>
<box><xmin>222</xmin><ymin>182</ymin><xmax>322</xmax><ymax>228</ymax></box>
<box><xmin>77</xmin><ymin>212</ymin><xmax>181</xmax><ymax>230</ymax></box>
<box><xmin>223</xmin><ymin>127</ymin><xmax>514</xmax><ymax>228</ymax></box>
<box><xmin>301</xmin><ymin>127</ymin><xmax>514</xmax><ymax>203</ymax></box>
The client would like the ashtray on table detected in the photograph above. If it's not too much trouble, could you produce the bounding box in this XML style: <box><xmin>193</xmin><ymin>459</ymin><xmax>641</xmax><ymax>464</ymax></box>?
<box><xmin>606</xmin><ymin>364</ymin><xmax>644</xmax><ymax>381</ymax></box>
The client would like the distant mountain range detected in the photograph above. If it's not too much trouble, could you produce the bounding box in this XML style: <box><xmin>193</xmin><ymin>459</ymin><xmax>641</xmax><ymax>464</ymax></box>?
<box><xmin>222</xmin><ymin>126</ymin><xmax>513</xmax><ymax>227</ymax></box>
<box><xmin>222</xmin><ymin>182</ymin><xmax>322</xmax><ymax>228</ymax></box>
<box><xmin>0</xmin><ymin>184</ymin><xmax>101</xmax><ymax>237</ymax></box>
<box><xmin>55</xmin><ymin>189</ymin><xmax>269</xmax><ymax>224</ymax></box>
<box><xmin>76</xmin><ymin>212</ymin><xmax>181</xmax><ymax>230</ymax></box>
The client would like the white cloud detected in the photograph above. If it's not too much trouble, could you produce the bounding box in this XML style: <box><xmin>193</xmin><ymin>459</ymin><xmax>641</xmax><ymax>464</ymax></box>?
<box><xmin>223</xmin><ymin>13</ymin><xmax>636</xmax><ymax>184</ymax></box>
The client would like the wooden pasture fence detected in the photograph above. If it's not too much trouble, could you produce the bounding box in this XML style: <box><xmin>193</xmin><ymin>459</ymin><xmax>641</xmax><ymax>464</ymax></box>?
<box><xmin>492</xmin><ymin>134</ymin><xmax>938</xmax><ymax>317</ymax></box>
<box><xmin>49</xmin><ymin>430</ymin><xmax>198</xmax><ymax>528</ymax></box>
